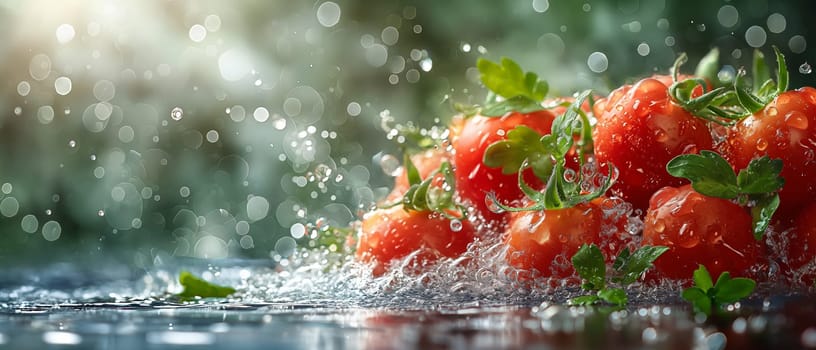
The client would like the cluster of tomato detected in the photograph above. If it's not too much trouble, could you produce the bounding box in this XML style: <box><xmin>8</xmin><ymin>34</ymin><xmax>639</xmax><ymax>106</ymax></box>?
<box><xmin>354</xmin><ymin>48</ymin><xmax>816</xmax><ymax>286</ymax></box>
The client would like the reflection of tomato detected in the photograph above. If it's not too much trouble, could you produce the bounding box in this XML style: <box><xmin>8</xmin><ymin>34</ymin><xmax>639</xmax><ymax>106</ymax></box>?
<box><xmin>783</xmin><ymin>201</ymin><xmax>816</xmax><ymax>285</ymax></box>
<box><xmin>593</xmin><ymin>76</ymin><xmax>714</xmax><ymax>210</ymax></box>
<box><xmin>642</xmin><ymin>185</ymin><xmax>764</xmax><ymax>281</ymax></box>
<box><xmin>453</xmin><ymin>111</ymin><xmax>556</xmax><ymax>223</ymax></box>
<box><xmin>720</xmin><ymin>87</ymin><xmax>816</xmax><ymax>218</ymax></box>
<box><xmin>504</xmin><ymin>198</ymin><xmax>630</xmax><ymax>280</ymax></box>
<box><xmin>355</xmin><ymin>205</ymin><xmax>475</xmax><ymax>276</ymax></box>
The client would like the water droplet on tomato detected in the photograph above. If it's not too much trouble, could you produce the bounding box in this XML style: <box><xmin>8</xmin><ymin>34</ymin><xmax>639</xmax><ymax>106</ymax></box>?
<box><xmin>449</xmin><ymin>219</ymin><xmax>463</xmax><ymax>232</ymax></box>
<box><xmin>767</xmin><ymin>107</ymin><xmax>779</xmax><ymax>117</ymax></box>
<box><xmin>655</xmin><ymin>129</ymin><xmax>668</xmax><ymax>143</ymax></box>
<box><xmin>785</xmin><ymin>111</ymin><xmax>809</xmax><ymax>130</ymax></box>
<box><xmin>615</xmin><ymin>104</ymin><xmax>623</xmax><ymax>112</ymax></box>
<box><xmin>756</xmin><ymin>138</ymin><xmax>768</xmax><ymax>151</ymax></box>
<box><xmin>653</xmin><ymin>219</ymin><xmax>665</xmax><ymax>233</ymax></box>
<box><xmin>485</xmin><ymin>195</ymin><xmax>505</xmax><ymax>214</ymax></box>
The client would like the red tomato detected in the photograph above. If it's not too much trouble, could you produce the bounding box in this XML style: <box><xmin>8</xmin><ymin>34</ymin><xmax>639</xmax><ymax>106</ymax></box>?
<box><xmin>720</xmin><ymin>87</ymin><xmax>816</xmax><ymax>218</ymax></box>
<box><xmin>355</xmin><ymin>205</ymin><xmax>475</xmax><ymax>276</ymax></box>
<box><xmin>593</xmin><ymin>76</ymin><xmax>714</xmax><ymax>210</ymax></box>
<box><xmin>386</xmin><ymin>148</ymin><xmax>448</xmax><ymax>202</ymax></box>
<box><xmin>642</xmin><ymin>185</ymin><xmax>765</xmax><ymax>281</ymax></box>
<box><xmin>504</xmin><ymin>198</ymin><xmax>631</xmax><ymax>280</ymax></box>
<box><xmin>453</xmin><ymin>111</ymin><xmax>556</xmax><ymax>223</ymax></box>
<box><xmin>782</xmin><ymin>201</ymin><xmax>816</xmax><ymax>285</ymax></box>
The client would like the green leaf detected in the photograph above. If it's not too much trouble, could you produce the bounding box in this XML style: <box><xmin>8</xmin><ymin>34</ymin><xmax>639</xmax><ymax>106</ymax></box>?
<box><xmin>752</xmin><ymin>49</ymin><xmax>770</xmax><ymax>95</ymax></box>
<box><xmin>751</xmin><ymin>194</ymin><xmax>780</xmax><ymax>240</ymax></box>
<box><xmin>695</xmin><ymin>48</ymin><xmax>721</xmax><ymax>85</ymax></box>
<box><xmin>612</xmin><ymin>246</ymin><xmax>669</xmax><ymax>285</ymax></box>
<box><xmin>736</xmin><ymin>156</ymin><xmax>784</xmax><ymax>194</ymax></box>
<box><xmin>681</xmin><ymin>287</ymin><xmax>712</xmax><ymax>315</ymax></box>
<box><xmin>772</xmin><ymin>46</ymin><xmax>789</xmax><ymax>95</ymax></box>
<box><xmin>598</xmin><ymin>288</ymin><xmax>628</xmax><ymax>306</ymax></box>
<box><xmin>477</xmin><ymin>57</ymin><xmax>548</xmax><ymax>101</ymax></box>
<box><xmin>404</xmin><ymin>153</ymin><xmax>421</xmax><ymax>186</ymax></box>
<box><xmin>692</xmin><ymin>265</ymin><xmax>714</xmax><ymax>291</ymax></box>
<box><xmin>481</xmin><ymin>96</ymin><xmax>545</xmax><ymax>117</ymax></box>
<box><xmin>714</xmin><ymin>277</ymin><xmax>756</xmax><ymax>304</ymax></box>
<box><xmin>550</xmin><ymin>90</ymin><xmax>592</xmax><ymax>155</ymax></box>
<box><xmin>666</xmin><ymin>151</ymin><xmax>739</xmax><ymax>199</ymax></box>
<box><xmin>483</xmin><ymin>125</ymin><xmax>551</xmax><ymax>176</ymax></box>
<box><xmin>612</xmin><ymin>247</ymin><xmax>631</xmax><ymax>272</ymax></box>
<box><xmin>569</xmin><ymin>295</ymin><xmax>601</xmax><ymax>306</ymax></box>
<box><xmin>572</xmin><ymin>244</ymin><xmax>606</xmax><ymax>290</ymax></box>
<box><xmin>177</xmin><ymin>271</ymin><xmax>236</xmax><ymax>301</ymax></box>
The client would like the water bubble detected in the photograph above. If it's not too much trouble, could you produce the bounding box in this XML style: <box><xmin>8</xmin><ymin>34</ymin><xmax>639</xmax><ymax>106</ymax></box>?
<box><xmin>449</xmin><ymin>219</ymin><xmax>463</xmax><ymax>232</ymax></box>
<box><xmin>68</xmin><ymin>140</ymin><xmax>77</xmax><ymax>148</ymax></box>
<box><xmin>253</xmin><ymin>107</ymin><xmax>270</xmax><ymax>122</ymax></box>
<box><xmin>17</xmin><ymin>81</ymin><xmax>30</xmax><ymax>96</ymax></box>
<box><xmin>55</xmin><ymin>24</ymin><xmax>75</xmax><ymax>44</ymax></box>
<box><xmin>745</xmin><ymin>25</ymin><xmax>767</xmax><ymax>48</ymax></box>
<box><xmin>204</xmin><ymin>15</ymin><xmax>221</xmax><ymax>32</ymax></box>
<box><xmin>379</xmin><ymin>154</ymin><xmax>401</xmax><ymax>176</ymax></box>
<box><xmin>290</xmin><ymin>223</ymin><xmax>306</xmax><ymax>239</ymax></box>
<box><xmin>587</xmin><ymin>52</ymin><xmax>608</xmax><ymax>73</ymax></box>
<box><xmin>194</xmin><ymin>235</ymin><xmax>228</xmax><ymax>259</ymax></box>
<box><xmin>381</xmin><ymin>26</ymin><xmax>399</xmax><ymax>46</ymax></box>
<box><xmin>170</xmin><ymin>107</ymin><xmax>184</xmax><ymax>120</ymax></box>
<box><xmin>766</xmin><ymin>13</ymin><xmax>786</xmax><ymax>34</ymax></box>
<box><xmin>637</xmin><ymin>43</ymin><xmax>650</xmax><ymax>56</ymax></box>
<box><xmin>274</xmin><ymin>236</ymin><xmax>297</xmax><ymax>257</ymax></box>
<box><xmin>532</xmin><ymin>0</ymin><xmax>549</xmax><ymax>13</ymax></box>
<box><xmin>346</xmin><ymin>102</ymin><xmax>361</xmax><ymax>116</ymax></box>
<box><xmin>789</xmin><ymin>35</ymin><xmax>807</xmax><ymax>54</ymax></box>
<box><xmin>1</xmin><ymin>183</ymin><xmax>11</xmax><ymax>194</ymax></box>
<box><xmin>365</xmin><ymin>44</ymin><xmax>388</xmax><ymax>67</ymax></box>
<box><xmin>235</xmin><ymin>221</ymin><xmax>250</xmax><ymax>235</ymax></box>
<box><xmin>247</xmin><ymin>196</ymin><xmax>270</xmax><ymax>222</ymax></box>
<box><xmin>665</xmin><ymin>36</ymin><xmax>676</xmax><ymax>47</ymax></box>
<box><xmin>118</xmin><ymin>126</ymin><xmax>135</xmax><ymax>143</ymax></box>
<box><xmin>218</xmin><ymin>48</ymin><xmax>252</xmax><ymax>81</ymax></box>
<box><xmin>54</xmin><ymin>77</ymin><xmax>72</xmax><ymax>96</ymax></box>
<box><xmin>21</xmin><ymin>214</ymin><xmax>38</xmax><ymax>233</ymax></box>
<box><xmin>802</xmin><ymin>327</ymin><xmax>816</xmax><ymax>348</ymax></box>
<box><xmin>800</xmin><ymin>62</ymin><xmax>812</xmax><ymax>74</ymax></box>
<box><xmin>406</xmin><ymin>69</ymin><xmax>420</xmax><ymax>83</ymax></box>
<box><xmin>0</xmin><ymin>197</ymin><xmax>19</xmax><ymax>217</ymax></box>
<box><xmin>419</xmin><ymin>58</ymin><xmax>433</xmax><ymax>72</ymax></box>
<box><xmin>717</xmin><ymin>5</ymin><xmax>739</xmax><ymax>28</ymax></box>
<box><xmin>37</xmin><ymin>106</ymin><xmax>55</xmax><ymax>124</ymax></box>
<box><xmin>42</xmin><ymin>221</ymin><xmax>62</xmax><ymax>241</ymax></box>
<box><xmin>179</xmin><ymin>186</ymin><xmax>191</xmax><ymax>198</ymax></box>
<box><xmin>316</xmin><ymin>2</ymin><xmax>341</xmax><ymax>27</ymax></box>
<box><xmin>97</xmin><ymin>210</ymin><xmax>105</xmax><ymax>217</ymax></box>
<box><xmin>240</xmin><ymin>235</ymin><xmax>254</xmax><ymax>249</ymax></box>
<box><xmin>189</xmin><ymin>24</ymin><xmax>207</xmax><ymax>42</ymax></box>
<box><xmin>29</xmin><ymin>54</ymin><xmax>51</xmax><ymax>81</ymax></box>
<box><xmin>93</xmin><ymin>80</ymin><xmax>116</xmax><ymax>101</ymax></box>
<box><xmin>206</xmin><ymin>130</ymin><xmax>219</xmax><ymax>143</ymax></box>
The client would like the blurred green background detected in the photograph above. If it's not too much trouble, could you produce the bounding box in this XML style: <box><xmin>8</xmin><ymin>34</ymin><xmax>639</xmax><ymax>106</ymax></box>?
<box><xmin>0</xmin><ymin>0</ymin><xmax>813</xmax><ymax>268</ymax></box>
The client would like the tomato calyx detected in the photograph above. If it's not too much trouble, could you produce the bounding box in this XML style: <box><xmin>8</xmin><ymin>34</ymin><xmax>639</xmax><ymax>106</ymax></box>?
<box><xmin>452</xmin><ymin>57</ymin><xmax>552</xmax><ymax>117</ymax></box>
<box><xmin>569</xmin><ymin>244</ymin><xmax>668</xmax><ymax>307</ymax></box>
<box><xmin>681</xmin><ymin>264</ymin><xmax>756</xmax><ymax>316</ymax></box>
<box><xmin>734</xmin><ymin>46</ymin><xmax>790</xmax><ymax>114</ymax></box>
<box><xmin>666</xmin><ymin>150</ymin><xmax>784</xmax><ymax>239</ymax></box>
<box><xmin>668</xmin><ymin>50</ymin><xmax>747</xmax><ymax>126</ymax></box>
<box><xmin>381</xmin><ymin>153</ymin><xmax>466</xmax><ymax>220</ymax></box>
<box><xmin>485</xmin><ymin>90</ymin><xmax>616</xmax><ymax>211</ymax></box>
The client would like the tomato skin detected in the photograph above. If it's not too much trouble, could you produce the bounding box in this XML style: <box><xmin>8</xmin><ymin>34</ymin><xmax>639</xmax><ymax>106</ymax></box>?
<box><xmin>453</xmin><ymin>111</ymin><xmax>556</xmax><ymax>222</ymax></box>
<box><xmin>642</xmin><ymin>185</ymin><xmax>764</xmax><ymax>281</ymax></box>
<box><xmin>504</xmin><ymin>198</ymin><xmax>629</xmax><ymax>280</ymax></box>
<box><xmin>593</xmin><ymin>77</ymin><xmax>714</xmax><ymax>210</ymax></box>
<box><xmin>720</xmin><ymin>87</ymin><xmax>816</xmax><ymax>218</ymax></box>
<box><xmin>355</xmin><ymin>205</ymin><xmax>475</xmax><ymax>276</ymax></box>
<box><xmin>783</xmin><ymin>201</ymin><xmax>816</xmax><ymax>285</ymax></box>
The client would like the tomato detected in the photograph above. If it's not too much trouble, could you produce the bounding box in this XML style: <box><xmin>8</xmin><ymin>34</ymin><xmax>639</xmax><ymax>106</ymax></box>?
<box><xmin>593</xmin><ymin>76</ymin><xmax>714</xmax><ymax>210</ymax></box>
<box><xmin>386</xmin><ymin>148</ymin><xmax>449</xmax><ymax>202</ymax></box>
<box><xmin>355</xmin><ymin>205</ymin><xmax>475</xmax><ymax>276</ymax></box>
<box><xmin>781</xmin><ymin>201</ymin><xmax>816</xmax><ymax>285</ymax></box>
<box><xmin>720</xmin><ymin>87</ymin><xmax>816</xmax><ymax>218</ymax></box>
<box><xmin>642</xmin><ymin>185</ymin><xmax>765</xmax><ymax>281</ymax></box>
<box><xmin>504</xmin><ymin>197</ymin><xmax>631</xmax><ymax>280</ymax></box>
<box><xmin>453</xmin><ymin>110</ymin><xmax>556</xmax><ymax>223</ymax></box>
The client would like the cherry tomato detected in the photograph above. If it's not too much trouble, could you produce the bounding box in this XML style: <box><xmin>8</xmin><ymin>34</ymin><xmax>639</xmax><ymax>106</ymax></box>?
<box><xmin>504</xmin><ymin>198</ymin><xmax>631</xmax><ymax>280</ymax></box>
<box><xmin>593</xmin><ymin>76</ymin><xmax>714</xmax><ymax>210</ymax></box>
<box><xmin>720</xmin><ymin>87</ymin><xmax>816</xmax><ymax>218</ymax></box>
<box><xmin>355</xmin><ymin>205</ymin><xmax>475</xmax><ymax>276</ymax></box>
<box><xmin>642</xmin><ymin>185</ymin><xmax>765</xmax><ymax>281</ymax></box>
<box><xmin>453</xmin><ymin>110</ymin><xmax>556</xmax><ymax>223</ymax></box>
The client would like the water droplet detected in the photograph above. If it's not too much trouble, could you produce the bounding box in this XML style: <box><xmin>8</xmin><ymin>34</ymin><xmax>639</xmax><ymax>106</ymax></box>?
<box><xmin>379</xmin><ymin>154</ymin><xmax>401</xmax><ymax>176</ymax></box>
<box><xmin>785</xmin><ymin>111</ymin><xmax>809</xmax><ymax>130</ymax></box>
<box><xmin>449</xmin><ymin>219</ymin><xmax>463</xmax><ymax>232</ymax></box>
<box><xmin>68</xmin><ymin>140</ymin><xmax>76</xmax><ymax>148</ymax></box>
<box><xmin>587</xmin><ymin>52</ymin><xmax>608</xmax><ymax>73</ymax></box>
<box><xmin>170</xmin><ymin>107</ymin><xmax>184</xmax><ymax>120</ymax></box>
<box><xmin>653</xmin><ymin>219</ymin><xmax>666</xmax><ymax>233</ymax></box>
<box><xmin>745</xmin><ymin>25</ymin><xmax>767</xmax><ymax>48</ymax></box>
<box><xmin>485</xmin><ymin>195</ymin><xmax>505</xmax><ymax>214</ymax></box>
<box><xmin>800</xmin><ymin>62</ymin><xmax>812</xmax><ymax>74</ymax></box>
<box><xmin>316</xmin><ymin>2</ymin><xmax>341</xmax><ymax>28</ymax></box>
<box><xmin>55</xmin><ymin>24</ymin><xmax>75</xmax><ymax>44</ymax></box>
<box><xmin>97</xmin><ymin>210</ymin><xmax>105</xmax><ymax>216</ymax></box>
<box><xmin>756</xmin><ymin>138</ymin><xmax>768</xmax><ymax>151</ymax></box>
